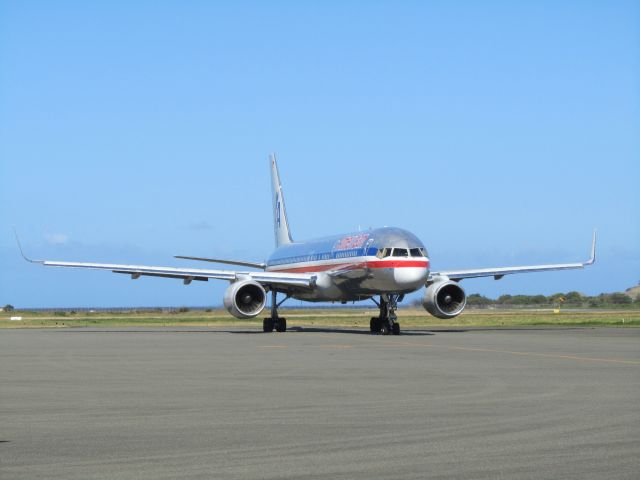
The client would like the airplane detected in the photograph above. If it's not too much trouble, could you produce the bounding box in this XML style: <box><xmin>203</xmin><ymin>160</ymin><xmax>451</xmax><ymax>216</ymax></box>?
<box><xmin>16</xmin><ymin>154</ymin><xmax>596</xmax><ymax>335</ymax></box>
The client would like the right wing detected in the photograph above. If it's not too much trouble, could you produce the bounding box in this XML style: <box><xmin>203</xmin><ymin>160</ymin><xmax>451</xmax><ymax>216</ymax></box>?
<box><xmin>33</xmin><ymin>260</ymin><xmax>315</xmax><ymax>289</ymax></box>
<box><xmin>14</xmin><ymin>233</ymin><xmax>313</xmax><ymax>290</ymax></box>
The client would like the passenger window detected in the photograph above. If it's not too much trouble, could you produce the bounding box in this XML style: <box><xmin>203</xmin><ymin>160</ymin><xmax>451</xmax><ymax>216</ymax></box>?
<box><xmin>393</xmin><ymin>248</ymin><xmax>408</xmax><ymax>257</ymax></box>
<box><xmin>410</xmin><ymin>248</ymin><xmax>423</xmax><ymax>257</ymax></box>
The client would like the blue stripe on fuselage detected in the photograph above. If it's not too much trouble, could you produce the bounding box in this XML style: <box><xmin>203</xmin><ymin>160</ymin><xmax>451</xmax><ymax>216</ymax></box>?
<box><xmin>267</xmin><ymin>247</ymin><xmax>377</xmax><ymax>267</ymax></box>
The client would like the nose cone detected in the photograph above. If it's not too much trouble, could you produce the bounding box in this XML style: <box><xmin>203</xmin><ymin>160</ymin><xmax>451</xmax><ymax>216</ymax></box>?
<box><xmin>393</xmin><ymin>266</ymin><xmax>429</xmax><ymax>289</ymax></box>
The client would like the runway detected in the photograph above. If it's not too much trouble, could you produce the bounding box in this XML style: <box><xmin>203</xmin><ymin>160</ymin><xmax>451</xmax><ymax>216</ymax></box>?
<box><xmin>1</xmin><ymin>327</ymin><xmax>639</xmax><ymax>479</ymax></box>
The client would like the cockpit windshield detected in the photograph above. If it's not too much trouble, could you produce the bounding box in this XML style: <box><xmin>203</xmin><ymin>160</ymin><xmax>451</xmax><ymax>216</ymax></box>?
<box><xmin>377</xmin><ymin>247</ymin><xmax>427</xmax><ymax>258</ymax></box>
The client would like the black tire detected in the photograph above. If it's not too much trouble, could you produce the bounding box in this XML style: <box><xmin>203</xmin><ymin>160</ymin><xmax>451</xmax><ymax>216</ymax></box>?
<box><xmin>275</xmin><ymin>317</ymin><xmax>287</xmax><ymax>332</ymax></box>
<box><xmin>263</xmin><ymin>318</ymin><xmax>274</xmax><ymax>332</ymax></box>
<box><xmin>392</xmin><ymin>323</ymin><xmax>400</xmax><ymax>335</ymax></box>
<box><xmin>380</xmin><ymin>323</ymin><xmax>390</xmax><ymax>335</ymax></box>
<box><xmin>370</xmin><ymin>317</ymin><xmax>381</xmax><ymax>333</ymax></box>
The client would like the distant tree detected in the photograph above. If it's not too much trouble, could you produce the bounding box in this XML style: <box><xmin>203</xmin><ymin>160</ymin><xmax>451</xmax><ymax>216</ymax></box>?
<box><xmin>608</xmin><ymin>293</ymin><xmax>632</xmax><ymax>305</ymax></box>
<box><xmin>497</xmin><ymin>294</ymin><xmax>512</xmax><ymax>304</ymax></box>
<box><xmin>530</xmin><ymin>295</ymin><xmax>547</xmax><ymax>305</ymax></box>
<box><xmin>509</xmin><ymin>296</ymin><xmax>525</xmax><ymax>305</ymax></box>
<box><xmin>467</xmin><ymin>294</ymin><xmax>494</xmax><ymax>306</ymax></box>
<box><xmin>549</xmin><ymin>293</ymin><xmax>565</xmax><ymax>304</ymax></box>
<box><xmin>409</xmin><ymin>289</ymin><xmax>639</xmax><ymax>309</ymax></box>
<box><xmin>3</xmin><ymin>304</ymin><xmax>14</xmax><ymax>312</ymax></box>
<box><xmin>564</xmin><ymin>291</ymin><xmax>583</xmax><ymax>304</ymax></box>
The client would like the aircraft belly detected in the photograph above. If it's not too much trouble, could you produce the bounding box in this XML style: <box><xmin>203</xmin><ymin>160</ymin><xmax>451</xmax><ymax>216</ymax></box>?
<box><xmin>290</xmin><ymin>266</ymin><xmax>425</xmax><ymax>302</ymax></box>
<box><xmin>270</xmin><ymin>255</ymin><xmax>428</xmax><ymax>302</ymax></box>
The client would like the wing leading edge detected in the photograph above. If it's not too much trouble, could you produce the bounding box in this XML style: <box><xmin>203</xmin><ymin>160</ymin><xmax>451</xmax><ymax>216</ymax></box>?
<box><xmin>430</xmin><ymin>231</ymin><xmax>596</xmax><ymax>282</ymax></box>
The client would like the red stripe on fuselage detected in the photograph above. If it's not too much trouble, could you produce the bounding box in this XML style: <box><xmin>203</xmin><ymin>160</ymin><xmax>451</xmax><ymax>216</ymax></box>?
<box><xmin>268</xmin><ymin>259</ymin><xmax>430</xmax><ymax>274</ymax></box>
<box><xmin>366</xmin><ymin>260</ymin><xmax>429</xmax><ymax>269</ymax></box>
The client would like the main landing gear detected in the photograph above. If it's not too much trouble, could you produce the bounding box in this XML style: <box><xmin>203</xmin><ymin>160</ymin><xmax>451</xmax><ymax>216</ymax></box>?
<box><xmin>263</xmin><ymin>290</ymin><xmax>290</xmax><ymax>333</ymax></box>
<box><xmin>370</xmin><ymin>294</ymin><xmax>403</xmax><ymax>335</ymax></box>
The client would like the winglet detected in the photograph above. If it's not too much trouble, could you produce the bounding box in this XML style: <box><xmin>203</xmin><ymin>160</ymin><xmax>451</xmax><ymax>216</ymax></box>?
<box><xmin>12</xmin><ymin>227</ymin><xmax>43</xmax><ymax>264</ymax></box>
<box><xmin>584</xmin><ymin>229</ymin><xmax>597</xmax><ymax>266</ymax></box>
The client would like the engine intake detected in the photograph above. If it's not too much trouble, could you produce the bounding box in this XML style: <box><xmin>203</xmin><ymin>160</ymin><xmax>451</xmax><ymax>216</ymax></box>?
<box><xmin>422</xmin><ymin>280</ymin><xmax>466</xmax><ymax>319</ymax></box>
<box><xmin>224</xmin><ymin>280</ymin><xmax>267</xmax><ymax>319</ymax></box>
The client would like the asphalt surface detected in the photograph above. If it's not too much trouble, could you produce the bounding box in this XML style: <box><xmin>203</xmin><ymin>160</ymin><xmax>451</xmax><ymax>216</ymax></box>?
<box><xmin>1</xmin><ymin>326</ymin><xmax>639</xmax><ymax>479</ymax></box>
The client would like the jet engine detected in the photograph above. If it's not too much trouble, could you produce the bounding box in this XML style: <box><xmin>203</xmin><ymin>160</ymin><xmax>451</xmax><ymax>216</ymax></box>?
<box><xmin>422</xmin><ymin>280</ymin><xmax>466</xmax><ymax>319</ymax></box>
<box><xmin>223</xmin><ymin>280</ymin><xmax>267</xmax><ymax>319</ymax></box>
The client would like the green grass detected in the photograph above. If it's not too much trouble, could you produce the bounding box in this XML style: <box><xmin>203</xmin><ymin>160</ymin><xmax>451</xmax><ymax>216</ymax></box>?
<box><xmin>2</xmin><ymin>308</ymin><xmax>639</xmax><ymax>328</ymax></box>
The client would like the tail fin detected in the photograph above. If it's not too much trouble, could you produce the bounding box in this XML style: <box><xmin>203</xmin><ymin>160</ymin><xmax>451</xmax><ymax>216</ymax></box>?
<box><xmin>269</xmin><ymin>153</ymin><xmax>293</xmax><ymax>247</ymax></box>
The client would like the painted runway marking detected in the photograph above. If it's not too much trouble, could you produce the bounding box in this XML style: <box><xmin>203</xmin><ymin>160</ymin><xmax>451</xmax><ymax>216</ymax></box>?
<box><xmin>259</xmin><ymin>343</ymin><xmax>353</xmax><ymax>349</ymax></box>
<box><xmin>391</xmin><ymin>341</ymin><xmax>640</xmax><ymax>365</ymax></box>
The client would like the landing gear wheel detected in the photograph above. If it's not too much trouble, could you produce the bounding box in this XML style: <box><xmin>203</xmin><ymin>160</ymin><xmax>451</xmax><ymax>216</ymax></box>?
<box><xmin>266</xmin><ymin>291</ymin><xmax>291</xmax><ymax>333</ymax></box>
<box><xmin>275</xmin><ymin>317</ymin><xmax>287</xmax><ymax>332</ymax></box>
<box><xmin>370</xmin><ymin>317</ymin><xmax>382</xmax><ymax>333</ymax></box>
<box><xmin>263</xmin><ymin>318</ymin><xmax>274</xmax><ymax>332</ymax></box>
<box><xmin>374</xmin><ymin>294</ymin><xmax>403</xmax><ymax>336</ymax></box>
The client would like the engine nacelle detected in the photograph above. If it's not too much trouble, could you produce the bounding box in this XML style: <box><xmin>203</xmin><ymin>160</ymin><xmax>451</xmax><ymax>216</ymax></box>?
<box><xmin>223</xmin><ymin>280</ymin><xmax>267</xmax><ymax>319</ymax></box>
<box><xmin>422</xmin><ymin>280</ymin><xmax>467</xmax><ymax>319</ymax></box>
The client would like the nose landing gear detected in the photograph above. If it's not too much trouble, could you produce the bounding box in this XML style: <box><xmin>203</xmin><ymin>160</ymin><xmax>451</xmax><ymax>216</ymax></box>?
<box><xmin>370</xmin><ymin>294</ymin><xmax>403</xmax><ymax>335</ymax></box>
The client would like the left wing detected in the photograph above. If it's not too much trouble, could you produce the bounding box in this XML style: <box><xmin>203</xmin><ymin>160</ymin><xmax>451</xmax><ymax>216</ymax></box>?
<box><xmin>430</xmin><ymin>231</ymin><xmax>596</xmax><ymax>282</ymax></box>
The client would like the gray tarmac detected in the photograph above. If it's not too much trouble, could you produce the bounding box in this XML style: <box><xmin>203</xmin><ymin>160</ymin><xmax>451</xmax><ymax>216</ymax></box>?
<box><xmin>1</xmin><ymin>326</ymin><xmax>639</xmax><ymax>479</ymax></box>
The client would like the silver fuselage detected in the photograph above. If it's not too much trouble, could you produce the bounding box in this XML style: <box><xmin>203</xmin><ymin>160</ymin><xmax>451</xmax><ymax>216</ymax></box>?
<box><xmin>265</xmin><ymin>227</ymin><xmax>430</xmax><ymax>302</ymax></box>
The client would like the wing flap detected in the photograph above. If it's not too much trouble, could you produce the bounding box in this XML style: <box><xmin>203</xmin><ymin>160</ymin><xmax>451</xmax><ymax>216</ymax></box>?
<box><xmin>112</xmin><ymin>271</ymin><xmax>209</xmax><ymax>282</ymax></box>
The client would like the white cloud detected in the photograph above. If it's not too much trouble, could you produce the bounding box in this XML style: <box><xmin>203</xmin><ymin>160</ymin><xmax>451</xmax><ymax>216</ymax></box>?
<box><xmin>44</xmin><ymin>232</ymin><xmax>70</xmax><ymax>245</ymax></box>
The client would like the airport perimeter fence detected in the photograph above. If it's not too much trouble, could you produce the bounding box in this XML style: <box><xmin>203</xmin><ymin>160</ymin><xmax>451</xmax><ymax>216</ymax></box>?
<box><xmin>14</xmin><ymin>306</ymin><xmax>212</xmax><ymax>314</ymax></box>
<box><xmin>14</xmin><ymin>305</ymin><xmax>384</xmax><ymax>314</ymax></box>
<box><xmin>12</xmin><ymin>305</ymin><xmax>638</xmax><ymax>314</ymax></box>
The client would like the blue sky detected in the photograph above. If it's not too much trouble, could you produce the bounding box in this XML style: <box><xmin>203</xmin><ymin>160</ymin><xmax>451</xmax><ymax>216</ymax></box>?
<box><xmin>1</xmin><ymin>1</ymin><xmax>638</xmax><ymax>308</ymax></box>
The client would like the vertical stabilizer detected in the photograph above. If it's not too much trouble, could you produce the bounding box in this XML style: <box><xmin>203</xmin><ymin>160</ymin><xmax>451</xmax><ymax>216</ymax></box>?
<box><xmin>270</xmin><ymin>154</ymin><xmax>293</xmax><ymax>247</ymax></box>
